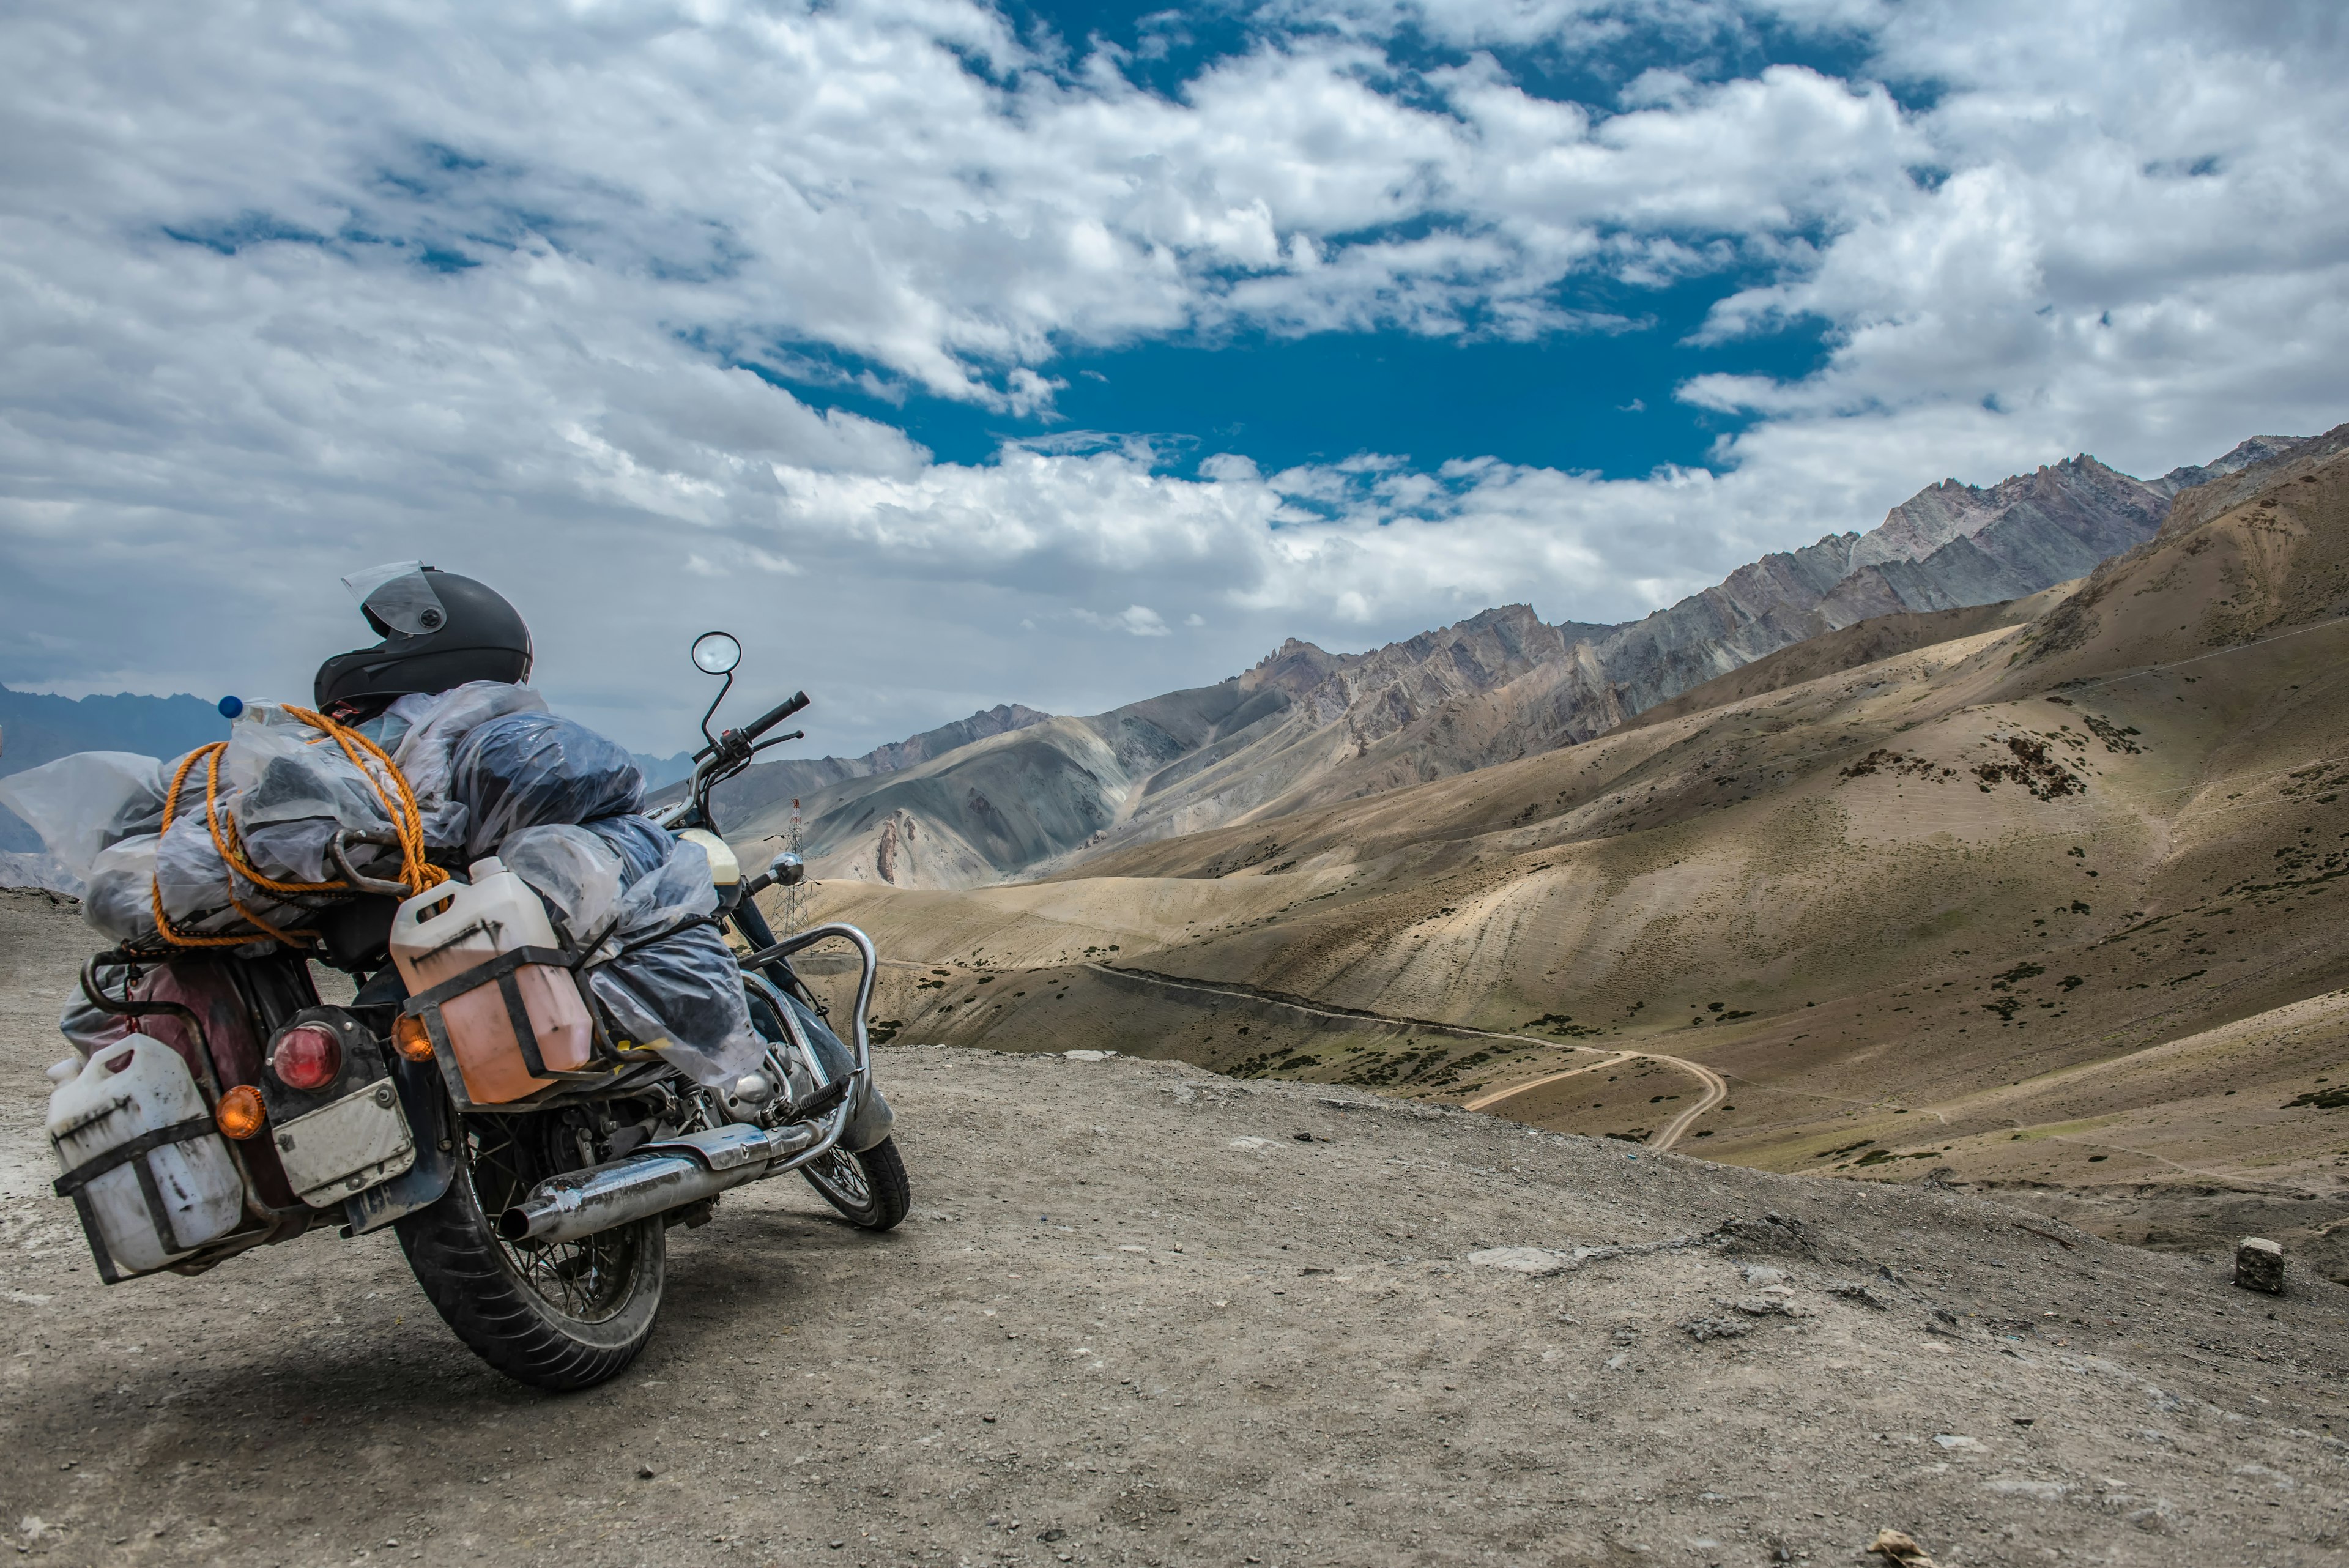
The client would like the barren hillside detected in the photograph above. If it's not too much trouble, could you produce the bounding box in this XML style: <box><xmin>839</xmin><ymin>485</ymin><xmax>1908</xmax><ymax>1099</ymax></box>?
<box><xmin>786</xmin><ymin>426</ymin><xmax>2349</xmax><ymax>1280</ymax></box>
<box><xmin>703</xmin><ymin>438</ymin><xmax>2298</xmax><ymax>893</ymax></box>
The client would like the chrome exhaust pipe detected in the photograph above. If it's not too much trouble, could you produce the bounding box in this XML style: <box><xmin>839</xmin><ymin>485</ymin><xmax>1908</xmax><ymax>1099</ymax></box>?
<box><xmin>498</xmin><ymin>1122</ymin><xmax>823</xmax><ymax>1245</ymax></box>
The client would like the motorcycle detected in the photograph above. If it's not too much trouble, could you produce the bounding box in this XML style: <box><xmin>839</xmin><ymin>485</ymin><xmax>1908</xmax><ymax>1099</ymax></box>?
<box><xmin>50</xmin><ymin>632</ymin><xmax>905</xmax><ymax>1391</ymax></box>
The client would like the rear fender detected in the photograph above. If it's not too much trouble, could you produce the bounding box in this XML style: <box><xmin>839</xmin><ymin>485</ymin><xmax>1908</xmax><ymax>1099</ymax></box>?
<box><xmin>342</xmin><ymin>1046</ymin><xmax>458</xmax><ymax>1235</ymax></box>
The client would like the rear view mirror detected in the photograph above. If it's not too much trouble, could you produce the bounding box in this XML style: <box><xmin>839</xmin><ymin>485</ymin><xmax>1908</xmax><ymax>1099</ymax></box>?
<box><xmin>692</xmin><ymin>631</ymin><xmax>742</xmax><ymax>674</ymax></box>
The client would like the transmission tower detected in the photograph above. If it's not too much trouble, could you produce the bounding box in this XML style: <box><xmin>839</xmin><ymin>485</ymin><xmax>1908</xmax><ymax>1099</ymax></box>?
<box><xmin>779</xmin><ymin>797</ymin><xmax>806</xmax><ymax>938</ymax></box>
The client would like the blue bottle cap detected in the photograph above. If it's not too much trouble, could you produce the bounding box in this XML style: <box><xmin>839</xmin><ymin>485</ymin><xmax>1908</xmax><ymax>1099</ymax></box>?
<box><xmin>218</xmin><ymin>696</ymin><xmax>243</xmax><ymax>719</ymax></box>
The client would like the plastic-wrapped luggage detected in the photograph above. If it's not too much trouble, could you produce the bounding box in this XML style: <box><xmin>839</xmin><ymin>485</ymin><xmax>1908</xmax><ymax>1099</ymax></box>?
<box><xmin>2</xmin><ymin>681</ymin><xmax>760</xmax><ymax>1088</ymax></box>
<box><xmin>451</xmin><ymin>712</ymin><xmax>645</xmax><ymax>861</ymax></box>
<box><xmin>0</xmin><ymin>752</ymin><xmax>173</xmax><ymax>878</ymax></box>
<box><xmin>500</xmin><ymin>825</ymin><xmax>764</xmax><ymax>1087</ymax></box>
<box><xmin>377</xmin><ymin>681</ymin><xmax>548</xmax><ymax>851</ymax></box>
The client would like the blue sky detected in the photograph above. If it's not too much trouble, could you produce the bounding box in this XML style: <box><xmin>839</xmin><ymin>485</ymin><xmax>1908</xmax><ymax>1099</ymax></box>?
<box><xmin>2</xmin><ymin>0</ymin><xmax>2347</xmax><ymax>755</ymax></box>
<box><xmin>754</xmin><ymin>0</ymin><xmax>1854</xmax><ymax>481</ymax></box>
<box><xmin>759</xmin><ymin>272</ymin><xmax>1831</xmax><ymax>480</ymax></box>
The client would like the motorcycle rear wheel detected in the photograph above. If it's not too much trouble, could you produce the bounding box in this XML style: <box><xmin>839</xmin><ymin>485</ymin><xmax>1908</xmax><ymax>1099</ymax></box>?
<box><xmin>395</xmin><ymin>1112</ymin><xmax>665</xmax><ymax>1392</ymax></box>
<box><xmin>802</xmin><ymin>1135</ymin><xmax>911</xmax><ymax>1231</ymax></box>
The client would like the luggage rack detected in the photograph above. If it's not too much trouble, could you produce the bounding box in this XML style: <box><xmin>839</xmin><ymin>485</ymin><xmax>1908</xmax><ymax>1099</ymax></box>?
<box><xmin>396</xmin><ymin>944</ymin><xmax>615</xmax><ymax>1114</ymax></box>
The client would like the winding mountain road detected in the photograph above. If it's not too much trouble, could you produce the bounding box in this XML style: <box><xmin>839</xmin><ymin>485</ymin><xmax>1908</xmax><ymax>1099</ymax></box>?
<box><xmin>1465</xmin><ymin>1051</ymin><xmax>1729</xmax><ymax>1150</ymax></box>
<box><xmin>1080</xmin><ymin>962</ymin><xmax>1727</xmax><ymax>1151</ymax></box>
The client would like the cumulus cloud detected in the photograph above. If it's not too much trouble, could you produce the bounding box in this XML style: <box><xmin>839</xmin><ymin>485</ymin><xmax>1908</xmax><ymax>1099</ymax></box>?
<box><xmin>1</xmin><ymin>0</ymin><xmax>2345</xmax><ymax>752</ymax></box>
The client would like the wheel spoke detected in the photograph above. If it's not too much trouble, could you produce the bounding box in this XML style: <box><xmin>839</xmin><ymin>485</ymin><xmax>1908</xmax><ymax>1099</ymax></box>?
<box><xmin>467</xmin><ymin>1117</ymin><xmax>637</xmax><ymax>1325</ymax></box>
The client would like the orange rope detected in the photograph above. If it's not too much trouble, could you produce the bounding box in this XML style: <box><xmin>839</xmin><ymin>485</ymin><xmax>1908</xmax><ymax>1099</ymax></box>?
<box><xmin>150</xmin><ymin>707</ymin><xmax>450</xmax><ymax>949</ymax></box>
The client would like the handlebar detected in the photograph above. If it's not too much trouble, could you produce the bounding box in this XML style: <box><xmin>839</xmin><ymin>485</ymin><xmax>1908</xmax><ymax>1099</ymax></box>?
<box><xmin>746</xmin><ymin>689</ymin><xmax>811</xmax><ymax>742</ymax></box>
<box><xmin>694</xmin><ymin>688</ymin><xmax>809</xmax><ymax>763</ymax></box>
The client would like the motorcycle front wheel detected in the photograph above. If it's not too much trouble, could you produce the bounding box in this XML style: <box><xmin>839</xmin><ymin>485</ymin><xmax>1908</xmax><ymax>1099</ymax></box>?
<box><xmin>803</xmin><ymin>1135</ymin><xmax>911</xmax><ymax>1231</ymax></box>
<box><xmin>395</xmin><ymin>1112</ymin><xmax>665</xmax><ymax>1392</ymax></box>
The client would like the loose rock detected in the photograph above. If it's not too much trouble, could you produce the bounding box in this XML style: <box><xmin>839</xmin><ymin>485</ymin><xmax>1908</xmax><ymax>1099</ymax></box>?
<box><xmin>1680</xmin><ymin>1316</ymin><xmax>1752</xmax><ymax>1342</ymax></box>
<box><xmin>1867</xmin><ymin>1527</ymin><xmax>1937</xmax><ymax>1566</ymax></box>
<box><xmin>1829</xmin><ymin>1282</ymin><xmax>1890</xmax><ymax>1309</ymax></box>
<box><xmin>2235</xmin><ymin>1236</ymin><xmax>2285</xmax><ymax>1294</ymax></box>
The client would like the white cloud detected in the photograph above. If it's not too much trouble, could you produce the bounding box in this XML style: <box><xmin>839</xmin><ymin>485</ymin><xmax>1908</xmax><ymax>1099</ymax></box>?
<box><xmin>1</xmin><ymin>0</ymin><xmax>2345</xmax><ymax>752</ymax></box>
<box><xmin>1075</xmin><ymin>605</ymin><xmax>1174</xmax><ymax>638</ymax></box>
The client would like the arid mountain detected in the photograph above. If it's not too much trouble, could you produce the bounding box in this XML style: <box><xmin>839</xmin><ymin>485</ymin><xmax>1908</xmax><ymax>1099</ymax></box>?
<box><xmin>667</xmin><ymin>701</ymin><xmax>1054</xmax><ymax>830</ymax></box>
<box><xmin>729</xmin><ymin>604</ymin><xmax>1619</xmax><ymax>887</ymax></box>
<box><xmin>733</xmin><ymin>435</ymin><xmax>2301</xmax><ymax>888</ymax></box>
<box><xmin>776</xmin><ymin>422</ymin><xmax>2349</xmax><ymax>1277</ymax></box>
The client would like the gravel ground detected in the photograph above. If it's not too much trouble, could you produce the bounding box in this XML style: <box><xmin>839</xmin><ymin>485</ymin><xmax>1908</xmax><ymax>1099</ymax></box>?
<box><xmin>4</xmin><ymin>889</ymin><xmax>2349</xmax><ymax>1568</ymax></box>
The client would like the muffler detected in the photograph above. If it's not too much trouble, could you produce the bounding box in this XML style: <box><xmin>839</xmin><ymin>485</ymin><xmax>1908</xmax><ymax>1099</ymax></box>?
<box><xmin>497</xmin><ymin>1122</ymin><xmax>822</xmax><ymax>1245</ymax></box>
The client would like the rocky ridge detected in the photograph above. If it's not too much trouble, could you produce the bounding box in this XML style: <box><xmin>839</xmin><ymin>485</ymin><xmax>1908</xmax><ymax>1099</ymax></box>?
<box><xmin>732</xmin><ymin>435</ymin><xmax>2303</xmax><ymax>888</ymax></box>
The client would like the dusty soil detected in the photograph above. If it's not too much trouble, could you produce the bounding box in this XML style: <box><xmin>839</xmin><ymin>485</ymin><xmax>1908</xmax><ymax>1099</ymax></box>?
<box><xmin>6</xmin><ymin>892</ymin><xmax>2349</xmax><ymax>1567</ymax></box>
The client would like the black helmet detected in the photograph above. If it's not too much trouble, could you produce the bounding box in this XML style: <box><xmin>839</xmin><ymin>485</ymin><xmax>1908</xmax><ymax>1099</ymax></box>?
<box><xmin>313</xmin><ymin>563</ymin><xmax>533</xmax><ymax>710</ymax></box>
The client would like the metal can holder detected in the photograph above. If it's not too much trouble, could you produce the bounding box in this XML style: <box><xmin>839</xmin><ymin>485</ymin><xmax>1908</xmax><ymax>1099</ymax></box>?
<box><xmin>397</xmin><ymin>945</ymin><xmax>611</xmax><ymax>1113</ymax></box>
<box><xmin>69</xmin><ymin>954</ymin><xmax>314</xmax><ymax>1280</ymax></box>
<box><xmin>51</xmin><ymin>1115</ymin><xmax>224</xmax><ymax>1286</ymax></box>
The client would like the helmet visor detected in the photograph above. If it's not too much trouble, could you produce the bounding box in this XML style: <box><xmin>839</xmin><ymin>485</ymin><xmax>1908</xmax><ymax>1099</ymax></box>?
<box><xmin>342</xmin><ymin>561</ymin><xmax>449</xmax><ymax>637</ymax></box>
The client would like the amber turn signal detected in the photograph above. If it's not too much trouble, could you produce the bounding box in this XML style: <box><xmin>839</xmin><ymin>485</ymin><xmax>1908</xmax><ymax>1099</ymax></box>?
<box><xmin>215</xmin><ymin>1083</ymin><xmax>267</xmax><ymax>1140</ymax></box>
<box><xmin>392</xmin><ymin>1014</ymin><xmax>436</xmax><ymax>1063</ymax></box>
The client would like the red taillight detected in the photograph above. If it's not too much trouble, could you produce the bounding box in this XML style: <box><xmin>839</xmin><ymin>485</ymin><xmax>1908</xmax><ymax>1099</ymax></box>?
<box><xmin>270</xmin><ymin>1025</ymin><xmax>343</xmax><ymax>1091</ymax></box>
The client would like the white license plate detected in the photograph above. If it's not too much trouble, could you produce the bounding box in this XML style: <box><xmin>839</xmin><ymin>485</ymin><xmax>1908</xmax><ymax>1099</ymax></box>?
<box><xmin>275</xmin><ymin>1082</ymin><xmax>417</xmax><ymax>1208</ymax></box>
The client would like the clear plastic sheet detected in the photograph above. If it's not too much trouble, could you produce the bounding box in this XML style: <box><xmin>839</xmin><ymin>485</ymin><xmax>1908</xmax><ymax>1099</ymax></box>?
<box><xmin>153</xmin><ymin>815</ymin><xmax>232</xmax><ymax>922</ymax></box>
<box><xmin>581</xmin><ymin>836</ymin><xmax>762</xmax><ymax>1087</ymax></box>
<box><xmin>590</xmin><ymin>834</ymin><xmax>719</xmax><ymax>955</ymax></box>
<box><xmin>502</xmin><ymin>823</ymin><xmax>762</xmax><ymax>1087</ymax></box>
<box><xmin>588</xmin><ymin>923</ymin><xmax>765</xmax><ymax>1088</ymax></box>
<box><xmin>579</xmin><ymin>814</ymin><xmax>673</xmax><ymax>885</ymax></box>
<box><xmin>0</xmin><ymin>752</ymin><xmax>169</xmax><ymax>880</ymax></box>
<box><xmin>499</xmin><ymin>824</ymin><xmax>626</xmax><ymax>947</ymax></box>
<box><xmin>13</xmin><ymin>685</ymin><xmax>553</xmax><ymax>940</ymax></box>
<box><xmin>380</xmin><ymin>682</ymin><xmax>549</xmax><ymax>851</ymax></box>
<box><xmin>82</xmin><ymin>836</ymin><xmax>163</xmax><ymax>943</ymax></box>
<box><xmin>452</xmin><ymin>712</ymin><xmax>643</xmax><ymax>862</ymax></box>
<box><xmin>225</xmin><ymin>705</ymin><xmax>401</xmax><ymax>884</ymax></box>
<box><xmin>57</xmin><ymin>962</ymin><xmax>132</xmax><ymax>1061</ymax></box>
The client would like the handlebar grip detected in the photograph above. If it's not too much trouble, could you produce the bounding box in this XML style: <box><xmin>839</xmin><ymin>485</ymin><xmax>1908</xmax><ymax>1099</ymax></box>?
<box><xmin>741</xmin><ymin>689</ymin><xmax>810</xmax><ymax>741</ymax></box>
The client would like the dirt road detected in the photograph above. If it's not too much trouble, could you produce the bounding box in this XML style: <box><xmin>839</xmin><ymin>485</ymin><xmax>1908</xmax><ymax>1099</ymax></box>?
<box><xmin>6</xmin><ymin>890</ymin><xmax>2349</xmax><ymax>1567</ymax></box>
<box><xmin>1464</xmin><ymin>1055</ymin><xmax>1731</xmax><ymax>1151</ymax></box>
<box><xmin>1083</xmin><ymin>962</ymin><xmax>1726</xmax><ymax>1151</ymax></box>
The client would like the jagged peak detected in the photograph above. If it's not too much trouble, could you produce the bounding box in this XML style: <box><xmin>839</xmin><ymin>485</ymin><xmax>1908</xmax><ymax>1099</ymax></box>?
<box><xmin>970</xmin><ymin>702</ymin><xmax>1053</xmax><ymax>727</ymax></box>
<box><xmin>1254</xmin><ymin>637</ymin><xmax>1332</xmax><ymax>669</ymax></box>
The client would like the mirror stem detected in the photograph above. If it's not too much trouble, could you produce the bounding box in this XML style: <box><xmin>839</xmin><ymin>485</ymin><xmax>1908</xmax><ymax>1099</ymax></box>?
<box><xmin>697</xmin><ymin>667</ymin><xmax>735</xmax><ymax>750</ymax></box>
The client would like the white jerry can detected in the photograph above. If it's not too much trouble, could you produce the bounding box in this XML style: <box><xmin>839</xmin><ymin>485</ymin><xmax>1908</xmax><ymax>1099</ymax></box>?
<box><xmin>47</xmin><ymin>1034</ymin><xmax>243</xmax><ymax>1277</ymax></box>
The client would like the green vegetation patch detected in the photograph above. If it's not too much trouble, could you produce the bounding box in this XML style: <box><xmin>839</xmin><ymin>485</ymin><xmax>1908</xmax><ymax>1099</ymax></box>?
<box><xmin>1520</xmin><ymin>1013</ymin><xmax>1603</xmax><ymax>1038</ymax></box>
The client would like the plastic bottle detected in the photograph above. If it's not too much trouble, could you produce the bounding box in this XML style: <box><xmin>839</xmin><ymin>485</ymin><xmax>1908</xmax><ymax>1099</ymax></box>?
<box><xmin>46</xmin><ymin>1034</ymin><xmax>243</xmax><ymax>1276</ymax></box>
<box><xmin>389</xmin><ymin>856</ymin><xmax>593</xmax><ymax>1104</ymax></box>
